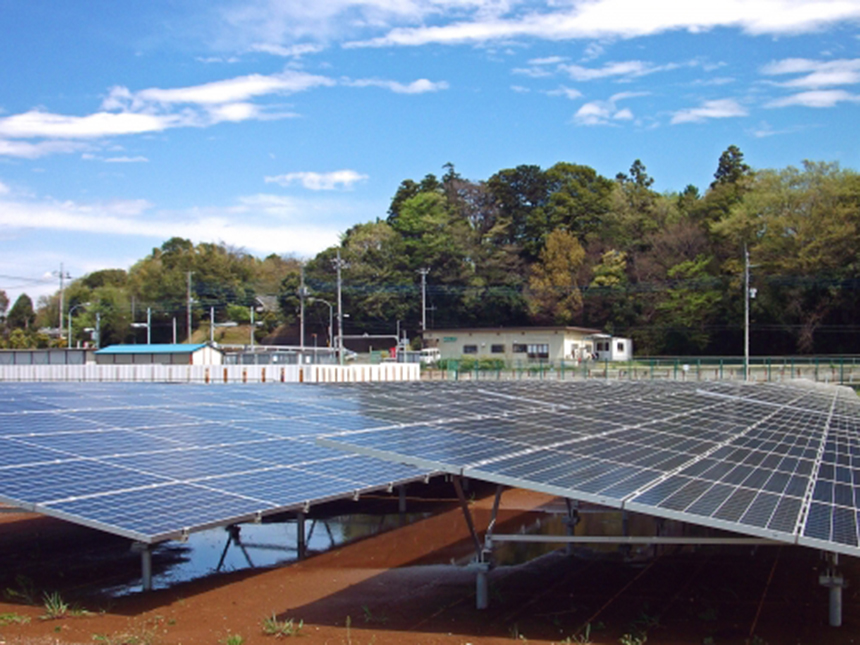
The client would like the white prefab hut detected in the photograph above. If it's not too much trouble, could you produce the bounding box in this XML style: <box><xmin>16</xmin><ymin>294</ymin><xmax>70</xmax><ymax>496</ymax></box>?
<box><xmin>94</xmin><ymin>343</ymin><xmax>223</xmax><ymax>365</ymax></box>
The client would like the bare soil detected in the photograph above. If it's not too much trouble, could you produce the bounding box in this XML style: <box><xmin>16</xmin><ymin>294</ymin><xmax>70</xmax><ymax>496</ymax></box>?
<box><xmin>1</xmin><ymin>488</ymin><xmax>859</xmax><ymax>645</ymax></box>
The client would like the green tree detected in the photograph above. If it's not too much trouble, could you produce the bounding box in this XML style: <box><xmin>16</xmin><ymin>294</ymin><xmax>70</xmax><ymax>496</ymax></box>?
<box><xmin>713</xmin><ymin>161</ymin><xmax>860</xmax><ymax>353</ymax></box>
<box><xmin>7</xmin><ymin>294</ymin><xmax>35</xmax><ymax>330</ymax></box>
<box><xmin>655</xmin><ymin>255</ymin><xmax>722</xmax><ymax>353</ymax></box>
<box><xmin>527</xmin><ymin>229</ymin><xmax>586</xmax><ymax>324</ymax></box>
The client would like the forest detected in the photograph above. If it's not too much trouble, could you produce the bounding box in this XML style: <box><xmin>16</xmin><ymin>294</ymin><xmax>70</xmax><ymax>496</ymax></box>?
<box><xmin>2</xmin><ymin>146</ymin><xmax>859</xmax><ymax>357</ymax></box>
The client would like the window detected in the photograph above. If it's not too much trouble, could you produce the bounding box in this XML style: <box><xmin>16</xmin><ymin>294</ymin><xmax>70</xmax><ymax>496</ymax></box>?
<box><xmin>491</xmin><ymin>344</ymin><xmax>505</xmax><ymax>354</ymax></box>
<box><xmin>527</xmin><ymin>343</ymin><xmax>549</xmax><ymax>359</ymax></box>
<box><xmin>513</xmin><ymin>343</ymin><xmax>527</xmax><ymax>353</ymax></box>
<box><xmin>463</xmin><ymin>345</ymin><xmax>478</xmax><ymax>354</ymax></box>
<box><xmin>616</xmin><ymin>341</ymin><xmax>625</xmax><ymax>352</ymax></box>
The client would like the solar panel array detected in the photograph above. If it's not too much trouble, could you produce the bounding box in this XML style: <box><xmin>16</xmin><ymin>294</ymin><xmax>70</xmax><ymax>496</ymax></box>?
<box><xmin>0</xmin><ymin>383</ymin><xmax>427</xmax><ymax>543</ymax></box>
<box><xmin>318</xmin><ymin>380</ymin><xmax>860</xmax><ymax>558</ymax></box>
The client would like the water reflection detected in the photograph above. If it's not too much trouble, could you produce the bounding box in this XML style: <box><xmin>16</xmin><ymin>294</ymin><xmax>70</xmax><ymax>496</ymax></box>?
<box><xmin>106</xmin><ymin>512</ymin><xmax>432</xmax><ymax>596</ymax></box>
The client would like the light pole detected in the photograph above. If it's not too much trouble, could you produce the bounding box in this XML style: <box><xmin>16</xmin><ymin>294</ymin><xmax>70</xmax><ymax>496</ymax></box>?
<box><xmin>130</xmin><ymin>307</ymin><xmax>152</xmax><ymax>344</ymax></box>
<box><xmin>209</xmin><ymin>306</ymin><xmax>237</xmax><ymax>345</ymax></box>
<box><xmin>67</xmin><ymin>302</ymin><xmax>91</xmax><ymax>348</ymax></box>
<box><xmin>308</xmin><ymin>297</ymin><xmax>334</xmax><ymax>349</ymax></box>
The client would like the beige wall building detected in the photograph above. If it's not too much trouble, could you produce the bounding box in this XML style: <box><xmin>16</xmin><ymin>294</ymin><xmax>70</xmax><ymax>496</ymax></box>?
<box><xmin>423</xmin><ymin>326</ymin><xmax>604</xmax><ymax>363</ymax></box>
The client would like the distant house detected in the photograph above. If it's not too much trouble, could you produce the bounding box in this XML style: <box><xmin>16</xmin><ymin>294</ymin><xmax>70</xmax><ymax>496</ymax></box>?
<box><xmin>423</xmin><ymin>326</ymin><xmax>597</xmax><ymax>363</ymax></box>
<box><xmin>94</xmin><ymin>343</ymin><xmax>223</xmax><ymax>365</ymax></box>
<box><xmin>586</xmin><ymin>333</ymin><xmax>634</xmax><ymax>362</ymax></box>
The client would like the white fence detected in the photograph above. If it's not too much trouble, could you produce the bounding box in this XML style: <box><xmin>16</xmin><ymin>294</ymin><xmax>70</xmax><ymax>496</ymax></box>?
<box><xmin>0</xmin><ymin>363</ymin><xmax>420</xmax><ymax>384</ymax></box>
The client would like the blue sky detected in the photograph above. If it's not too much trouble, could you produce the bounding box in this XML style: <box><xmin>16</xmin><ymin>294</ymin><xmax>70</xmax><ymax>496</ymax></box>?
<box><xmin>2</xmin><ymin>0</ymin><xmax>860</xmax><ymax>303</ymax></box>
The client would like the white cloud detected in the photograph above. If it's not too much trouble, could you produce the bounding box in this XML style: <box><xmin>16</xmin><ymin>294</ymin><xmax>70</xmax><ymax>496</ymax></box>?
<box><xmin>546</xmin><ymin>86</ymin><xmax>583</xmax><ymax>99</ymax></box>
<box><xmin>0</xmin><ymin>180</ymin><xmax>9</xmax><ymax>195</ymax></box>
<box><xmin>0</xmin><ymin>193</ymin><xmax>351</xmax><ymax>258</ymax></box>
<box><xmin>248</xmin><ymin>43</ymin><xmax>325</xmax><ymax>57</ymax></box>
<box><xmin>345</xmin><ymin>0</ymin><xmax>860</xmax><ymax>48</ymax></box>
<box><xmin>344</xmin><ymin>77</ymin><xmax>450</xmax><ymax>93</ymax></box>
<box><xmin>0</xmin><ymin>139</ymin><xmax>88</xmax><ymax>159</ymax></box>
<box><xmin>671</xmin><ymin>98</ymin><xmax>748</xmax><ymax>123</ymax></box>
<box><xmin>528</xmin><ymin>56</ymin><xmax>567</xmax><ymax>65</ymax></box>
<box><xmin>560</xmin><ymin>60</ymin><xmax>694</xmax><ymax>81</ymax></box>
<box><xmin>264</xmin><ymin>170</ymin><xmax>369</xmax><ymax>190</ymax></box>
<box><xmin>0</xmin><ymin>70</ymin><xmax>334</xmax><ymax>157</ymax></box>
<box><xmin>573</xmin><ymin>91</ymin><xmax>646</xmax><ymax>125</ymax></box>
<box><xmin>512</xmin><ymin>65</ymin><xmax>554</xmax><ymax>78</ymax></box>
<box><xmin>104</xmin><ymin>70</ymin><xmax>334</xmax><ymax>109</ymax></box>
<box><xmin>104</xmin><ymin>156</ymin><xmax>149</xmax><ymax>163</ymax></box>
<box><xmin>510</xmin><ymin>85</ymin><xmax>531</xmax><ymax>93</ymax></box>
<box><xmin>761</xmin><ymin>57</ymin><xmax>860</xmax><ymax>87</ymax></box>
<box><xmin>766</xmin><ymin>89</ymin><xmax>860</xmax><ymax>108</ymax></box>
<box><xmin>0</xmin><ymin>111</ymin><xmax>180</xmax><ymax>140</ymax></box>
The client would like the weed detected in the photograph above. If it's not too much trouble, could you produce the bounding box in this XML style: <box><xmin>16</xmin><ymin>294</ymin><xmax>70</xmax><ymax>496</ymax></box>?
<box><xmin>560</xmin><ymin>622</ymin><xmax>592</xmax><ymax>644</ymax></box>
<box><xmin>508</xmin><ymin>623</ymin><xmax>527</xmax><ymax>641</ymax></box>
<box><xmin>746</xmin><ymin>637</ymin><xmax>768</xmax><ymax>645</ymax></box>
<box><xmin>261</xmin><ymin>614</ymin><xmax>303</xmax><ymax>638</ymax></box>
<box><xmin>41</xmin><ymin>591</ymin><xmax>69</xmax><ymax>620</ymax></box>
<box><xmin>619</xmin><ymin>631</ymin><xmax>647</xmax><ymax>645</ymax></box>
<box><xmin>361</xmin><ymin>605</ymin><xmax>387</xmax><ymax>625</ymax></box>
<box><xmin>697</xmin><ymin>606</ymin><xmax>719</xmax><ymax>622</ymax></box>
<box><xmin>4</xmin><ymin>575</ymin><xmax>38</xmax><ymax>604</ymax></box>
<box><xmin>220</xmin><ymin>634</ymin><xmax>244</xmax><ymax>645</ymax></box>
<box><xmin>0</xmin><ymin>612</ymin><xmax>31</xmax><ymax>626</ymax></box>
<box><xmin>632</xmin><ymin>606</ymin><xmax>660</xmax><ymax>631</ymax></box>
<box><xmin>92</xmin><ymin>624</ymin><xmax>159</xmax><ymax>645</ymax></box>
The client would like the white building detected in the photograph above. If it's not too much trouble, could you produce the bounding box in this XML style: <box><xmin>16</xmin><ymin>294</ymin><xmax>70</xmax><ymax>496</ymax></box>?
<box><xmin>94</xmin><ymin>343</ymin><xmax>223</xmax><ymax>365</ymax></box>
<box><xmin>586</xmin><ymin>334</ymin><xmax>634</xmax><ymax>361</ymax></box>
<box><xmin>423</xmin><ymin>326</ymin><xmax>603</xmax><ymax>363</ymax></box>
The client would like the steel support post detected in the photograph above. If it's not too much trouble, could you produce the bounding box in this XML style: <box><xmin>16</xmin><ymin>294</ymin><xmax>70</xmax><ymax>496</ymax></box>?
<box><xmin>564</xmin><ymin>498</ymin><xmax>580</xmax><ymax>556</ymax></box>
<box><xmin>296</xmin><ymin>511</ymin><xmax>306</xmax><ymax>560</ymax></box>
<box><xmin>132</xmin><ymin>542</ymin><xmax>153</xmax><ymax>592</ymax></box>
<box><xmin>820</xmin><ymin>552</ymin><xmax>846</xmax><ymax>627</ymax></box>
<box><xmin>475</xmin><ymin>562</ymin><xmax>491</xmax><ymax>610</ymax></box>
<box><xmin>398</xmin><ymin>484</ymin><xmax>407</xmax><ymax>514</ymax></box>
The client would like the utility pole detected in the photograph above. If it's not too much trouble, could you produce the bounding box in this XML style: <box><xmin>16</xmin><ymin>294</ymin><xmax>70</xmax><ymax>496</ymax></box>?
<box><xmin>333</xmin><ymin>250</ymin><xmax>346</xmax><ymax>365</ymax></box>
<box><xmin>744</xmin><ymin>244</ymin><xmax>750</xmax><ymax>382</ymax></box>
<box><xmin>55</xmin><ymin>263</ymin><xmax>70</xmax><ymax>337</ymax></box>
<box><xmin>250</xmin><ymin>305</ymin><xmax>255</xmax><ymax>350</ymax></box>
<box><xmin>146</xmin><ymin>307</ymin><xmax>152</xmax><ymax>345</ymax></box>
<box><xmin>418</xmin><ymin>268</ymin><xmax>430</xmax><ymax>338</ymax></box>
<box><xmin>94</xmin><ymin>312</ymin><xmax>101</xmax><ymax>349</ymax></box>
<box><xmin>299</xmin><ymin>263</ymin><xmax>307</xmax><ymax>357</ymax></box>
<box><xmin>186</xmin><ymin>271</ymin><xmax>194</xmax><ymax>343</ymax></box>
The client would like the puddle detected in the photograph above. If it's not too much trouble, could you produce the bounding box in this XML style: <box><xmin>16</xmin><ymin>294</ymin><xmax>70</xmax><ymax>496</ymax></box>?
<box><xmin>106</xmin><ymin>512</ymin><xmax>433</xmax><ymax>596</ymax></box>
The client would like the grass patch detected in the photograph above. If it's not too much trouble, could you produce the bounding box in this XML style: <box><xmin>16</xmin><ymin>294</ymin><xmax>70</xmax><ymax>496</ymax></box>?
<box><xmin>0</xmin><ymin>612</ymin><xmax>31</xmax><ymax>626</ymax></box>
<box><xmin>261</xmin><ymin>614</ymin><xmax>303</xmax><ymax>638</ymax></box>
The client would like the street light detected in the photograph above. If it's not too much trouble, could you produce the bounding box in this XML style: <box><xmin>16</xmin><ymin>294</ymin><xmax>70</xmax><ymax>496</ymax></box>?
<box><xmin>67</xmin><ymin>302</ymin><xmax>91</xmax><ymax>348</ymax></box>
<box><xmin>307</xmin><ymin>297</ymin><xmax>334</xmax><ymax>349</ymax></box>
<box><xmin>130</xmin><ymin>307</ymin><xmax>152</xmax><ymax>344</ymax></box>
<box><xmin>209</xmin><ymin>306</ymin><xmax>237</xmax><ymax>345</ymax></box>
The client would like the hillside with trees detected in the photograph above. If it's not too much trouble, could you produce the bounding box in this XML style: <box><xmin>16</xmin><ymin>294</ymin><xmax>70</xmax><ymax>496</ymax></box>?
<box><xmin>3</xmin><ymin>147</ymin><xmax>860</xmax><ymax>356</ymax></box>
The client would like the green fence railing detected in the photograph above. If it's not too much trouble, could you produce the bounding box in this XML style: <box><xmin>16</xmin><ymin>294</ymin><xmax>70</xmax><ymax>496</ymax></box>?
<box><xmin>423</xmin><ymin>356</ymin><xmax>860</xmax><ymax>385</ymax></box>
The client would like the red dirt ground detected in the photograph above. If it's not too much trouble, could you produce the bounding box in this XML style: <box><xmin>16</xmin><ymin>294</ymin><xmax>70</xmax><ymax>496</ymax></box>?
<box><xmin>1</xmin><ymin>488</ymin><xmax>859</xmax><ymax>645</ymax></box>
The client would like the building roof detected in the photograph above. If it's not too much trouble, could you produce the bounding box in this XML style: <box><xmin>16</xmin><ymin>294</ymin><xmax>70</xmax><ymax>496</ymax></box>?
<box><xmin>95</xmin><ymin>343</ymin><xmax>212</xmax><ymax>355</ymax></box>
<box><xmin>423</xmin><ymin>326</ymin><xmax>602</xmax><ymax>335</ymax></box>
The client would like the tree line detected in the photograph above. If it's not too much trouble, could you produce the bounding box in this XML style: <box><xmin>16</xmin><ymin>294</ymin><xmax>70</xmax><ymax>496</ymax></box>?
<box><xmin>3</xmin><ymin>146</ymin><xmax>859</xmax><ymax>356</ymax></box>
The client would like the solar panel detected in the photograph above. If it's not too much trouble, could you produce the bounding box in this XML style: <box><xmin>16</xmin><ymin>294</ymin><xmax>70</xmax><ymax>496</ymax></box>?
<box><xmin>318</xmin><ymin>379</ymin><xmax>860</xmax><ymax>559</ymax></box>
<box><xmin>0</xmin><ymin>382</ymin><xmax>429</xmax><ymax>543</ymax></box>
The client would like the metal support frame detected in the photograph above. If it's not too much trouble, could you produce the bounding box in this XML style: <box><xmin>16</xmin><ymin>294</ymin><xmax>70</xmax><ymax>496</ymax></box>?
<box><xmin>820</xmin><ymin>551</ymin><xmax>847</xmax><ymax>627</ymax></box>
<box><xmin>296</xmin><ymin>511</ymin><xmax>306</xmax><ymax>560</ymax></box>
<box><xmin>452</xmin><ymin>476</ymin><xmax>505</xmax><ymax>610</ymax></box>
<box><xmin>398</xmin><ymin>484</ymin><xmax>407</xmax><ymax>515</ymax></box>
<box><xmin>131</xmin><ymin>541</ymin><xmax>153</xmax><ymax>592</ymax></box>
